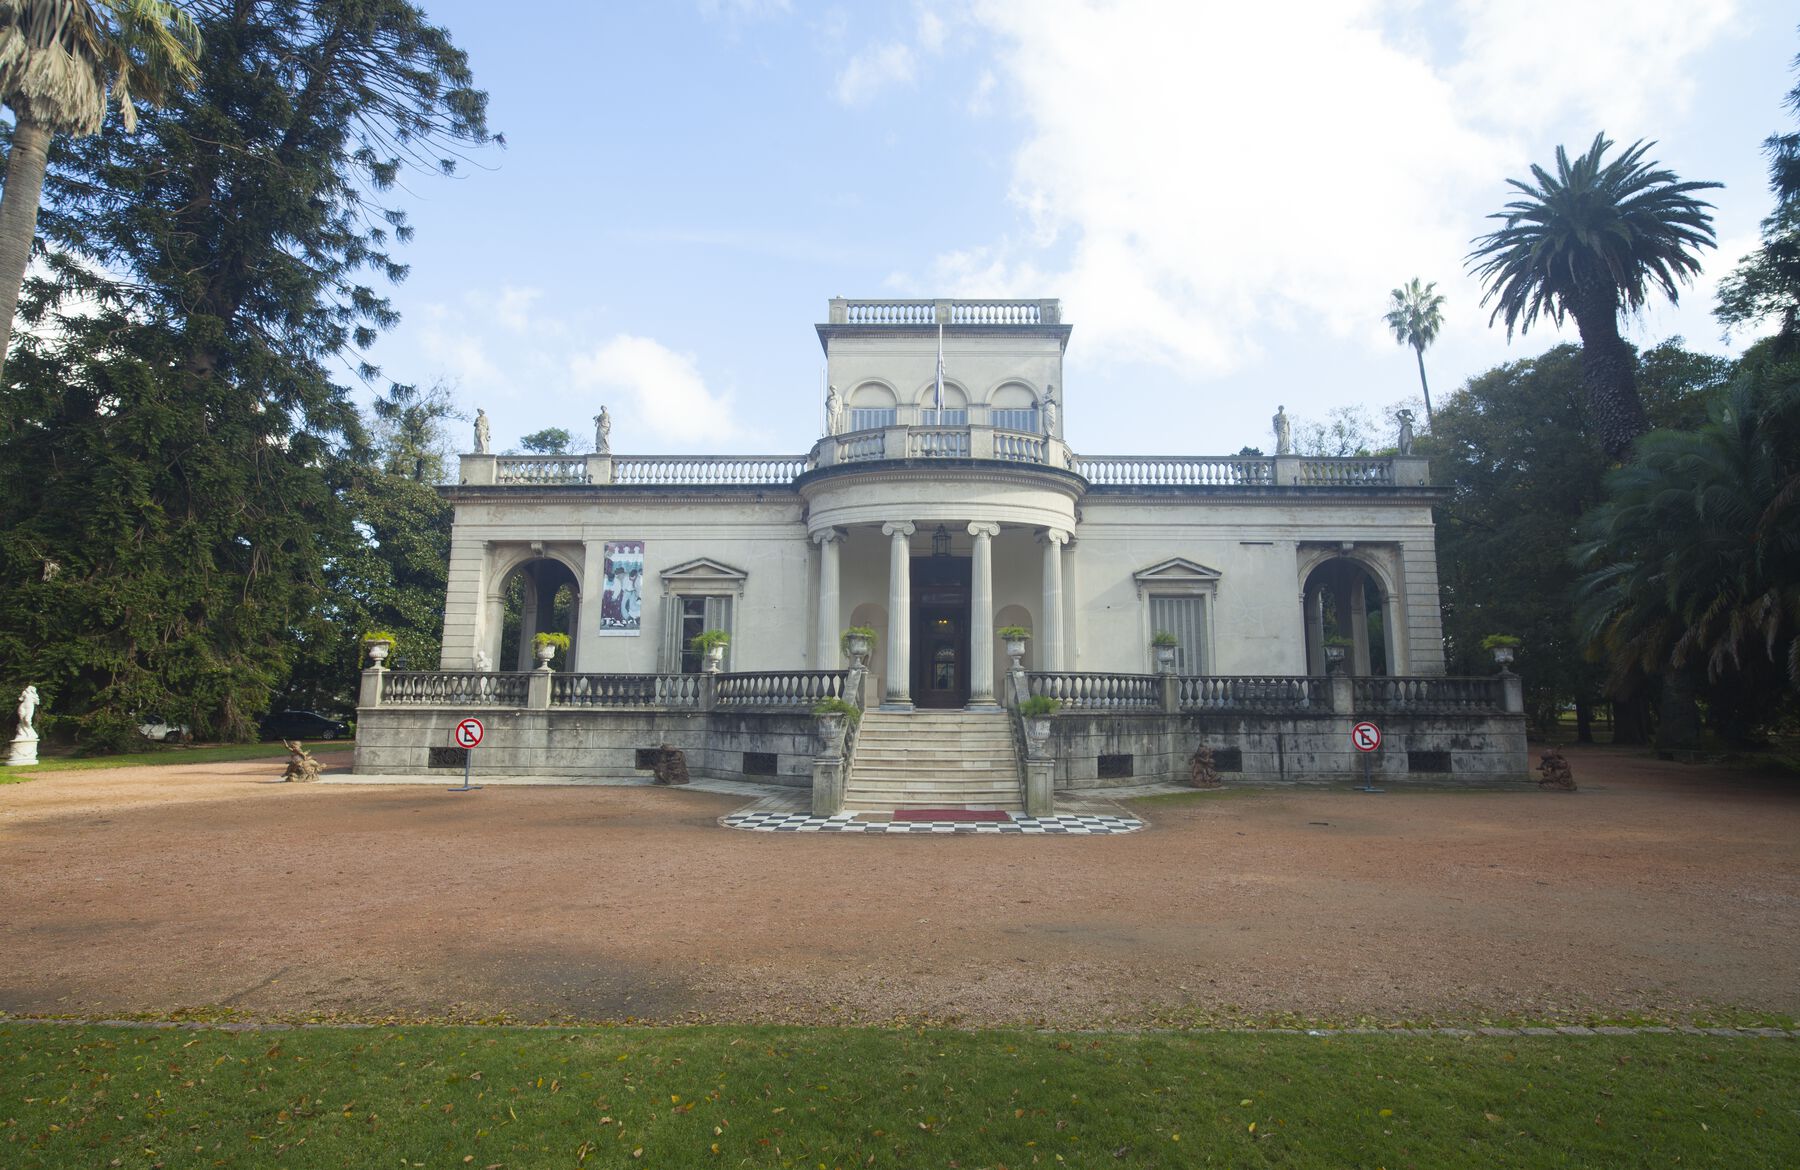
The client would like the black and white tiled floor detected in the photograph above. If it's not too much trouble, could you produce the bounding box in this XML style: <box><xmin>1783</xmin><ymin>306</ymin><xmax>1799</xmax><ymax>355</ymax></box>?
<box><xmin>721</xmin><ymin>810</ymin><xmax>1144</xmax><ymax>835</ymax></box>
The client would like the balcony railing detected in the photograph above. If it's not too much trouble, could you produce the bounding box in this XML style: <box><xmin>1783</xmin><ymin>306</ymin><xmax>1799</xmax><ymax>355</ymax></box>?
<box><xmin>496</xmin><ymin>455</ymin><xmax>590</xmax><ymax>485</ymax></box>
<box><xmin>611</xmin><ymin>455</ymin><xmax>808</xmax><ymax>485</ymax></box>
<box><xmin>831</xmin><ymin>298</ymin><xmax>1060</xmax><ymax>326</ymax></box>
<box><xmin>1078</xmin><ymin>455</ymin><xmax>1274</xmax><ymax>486</ymax></box>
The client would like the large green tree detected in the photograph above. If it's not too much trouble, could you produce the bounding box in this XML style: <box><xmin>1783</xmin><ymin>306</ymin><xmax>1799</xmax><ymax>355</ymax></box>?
<box><xmin>1717</xmin><ymin>48</ymin><xmax>1800</xmax><ymax>350</ymax></box>
<box><xmin>0</xmin><ymin>0</ymin><xmax>201</xmax><ymax>375</ymax></box>
<box><xmin>1467</xmin><ymin>134</ymin><xmax>1720</xmax><ymax>461</ymax></box>
<box><xmin>1383</xmin><ymin>277</ymin><xmax>1445</xmax><ymax>426</ymax></box>
<box><xmin>1432</xmin><ymin>341</ymin><xmax>1726</xmax><ymax>738</ymax></box>
<box><xmin>1574</xmin><ymin>358</ymin><xmax>1800</xmax><ymax>744</ymax></box>
<box><xmin>0</xmin><ymin>1</ymin><xmax>491</xmax><ymax>746</ymax></box>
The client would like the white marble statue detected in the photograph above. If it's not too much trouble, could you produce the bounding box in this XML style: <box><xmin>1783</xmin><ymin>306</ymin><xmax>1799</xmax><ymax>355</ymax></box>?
<box><xmin>1273</xmin><ymin>405</ymin><xmax>1292</xmax><ymax>455</ymax></box>
<box><xmin>8</xmin><ymin>685</ymin><xmax>39</xmax><ymax>766</ymax></box>
<box><xmin>1395</xmin><ymin>408</ymin><xmax>1416</xmax><ymax>455</ymax></box>
<box><xmin>825</xmin><ymin>385</ymin><xmax>844</xmax><ymax>435</ymax></box>
<box><xmin>474</xmin><ymin>408</ymin><xmax>492</xmax><ymax>454</ymax></box>
<box><xmin>1042</xmin><ymin>391</ymin><xmax>1059</xmax><ymax>438</ymax></box>
<box><xmin>473</xmin><ymin>648</ymin><xmax>492</xmax><ymax>672</ymax></box>
<box><xmin>595</xmin><ymin>406</ymin><xmax>612</xmax><ymax>454</ymax></box>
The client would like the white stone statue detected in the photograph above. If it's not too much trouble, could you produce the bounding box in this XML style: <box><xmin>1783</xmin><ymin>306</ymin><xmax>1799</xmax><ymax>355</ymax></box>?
<box><xmin>1042</xmin><ymin>392</ymin><xmax>1059</xmax><ymax>438</ymax></box>
<box><xmin>474</xmin><ymin>408</ymin><xmax>492</xmax><ymax>454</ymax></box>
<box><xmin>1395</xmin><ymin>408</ymin><xmax>1415</xmax><ymax>455</ymax></box>
<box><xmin>473</xmin><ymin>648</ymin><xmax>492</xmax><ymax>672</ymax></box>
<box><xmin>1273</xmin><ymin>405</ymin><xmax>1292</xmax><ymax>455</ymax></box>
<box><xmin>824</xmin><ymin>384</ymin><xmax>844</xmax><ymax>435</ymax></box>
<box><xmin>595</xmin><ymin>406</ymin><xmax>611</xmax><ymax>454</ymax></box>
<box><xmin>8</xmin><ymin>684</ymin><xmax>39</xmax><ymax>766</ymax></box>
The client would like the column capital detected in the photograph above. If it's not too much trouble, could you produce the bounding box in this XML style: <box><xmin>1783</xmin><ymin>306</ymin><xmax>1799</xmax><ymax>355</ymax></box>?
<box><xmin>966</xmin><ymin>521</ymin><xmax>1001</xmax><ymax>539</ymax></box>
<box><xmin>881</xmin><ymin>521</ymin><xmax>916</xmax><ymax>539</ymax></box>
<box><xmin>1038</xmin><ymin>527</ymin><xmax>1072</xmax><ymax>546</ymax></box>
<box><xmin>811</xmin><ymin>526</ymin><xmax>845</xmax><ymax>545</ymax></box>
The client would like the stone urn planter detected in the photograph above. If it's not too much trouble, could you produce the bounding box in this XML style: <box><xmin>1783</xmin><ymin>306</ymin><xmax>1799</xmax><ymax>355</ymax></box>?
<box><xmin>534</xmin><ymin>642</ymin><xmax>557</xmax><ymax>668</ymax></box>
<box><xmin>1151</xmin><ymin>637</ymin><xmax>1177</xmax><ymax>673</ymax></box>
<box><xmin>1324</xmin><ymin>643</ymin><xmax>1348</xmax><ymax>675</ymax></box>
<box><xmin>999</xmin><ymin>628</ymin><xmax>1031</xmax><ymax>672</ymax></box>
<box><xmin>1491</xmin><ymin>644</ymin><xmax>1515</xmax><ymax>668</ymax></box>
<box><xmin>364</xmin><ymin>641</ymin><xmax>392</xmax><ymax>666</ymax></box>
<box><xmin>841</xmin><ymin>629</ymin><xmax>874</xmax><ymax>669</ymax></box>
<box><xmin>815</xmin><ymin>712</ymin><xmax>847</xmax><ymax>755</ymax></box>
<box><xmin>1023</xmin><ymin>716</ymin><xmax>1053</xmax><ymax>758</ymax></box>
<box><xmin>703</xmin><ymin>644</ymin><xmax>726</xmax><ymax>674</ymax></box>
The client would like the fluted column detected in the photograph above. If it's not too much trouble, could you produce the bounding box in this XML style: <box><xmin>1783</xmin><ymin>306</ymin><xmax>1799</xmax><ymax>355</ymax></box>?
<box><xmin>883</xmin><ymin>521</ymin><xmax>915</xmax><ymax>706</ymax></box>
<box><xmin>1040</xmin><ymin>529</ymin><xmax>1070</xmax><ymax>671</ymax></box>
<box><xmin>814</xmin><ymin>528</ymin><xmax>843</xmax><ymax>668</ymax></box>
<box><xmin>967</xmin><ymin>522</ymin><xmax>1001</xmax><ymax>707</ymax></box>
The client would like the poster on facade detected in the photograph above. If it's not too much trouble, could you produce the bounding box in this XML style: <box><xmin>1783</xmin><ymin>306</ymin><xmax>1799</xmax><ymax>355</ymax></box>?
<box><xmin>598</xmin><ymin>541</ymin><xmax>645</xmax><ymax>635</ymax></box>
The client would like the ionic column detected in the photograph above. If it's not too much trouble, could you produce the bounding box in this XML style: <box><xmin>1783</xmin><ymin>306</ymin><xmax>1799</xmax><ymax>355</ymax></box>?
<box><xmin>1304</xmin><ymin>583</ymin><xmax>1325</xmax><ymax>674</ymax></box>
<box><xmin>967</xmin><ymin>522</ymin><xmax>1001</xmax><ymax>706</ymax></box>
<box><xmin>1040</xmin><ymin>529</ymin><xmax>1070</xmax><ymax>671</ymax></box>
<box><xmin>1349</xmin><ymin>570</ymin><xmax>1371</xmax><ymax>676</ymax></box>
<box><xmin>883</xmin><ymin>521</ymin><xmax>915</xmax><ymax>706</ymax></box>
<box><xmin>814</xmin><ymin>528</ymin><xmax>843</xmax><ymax>668</ymax></box>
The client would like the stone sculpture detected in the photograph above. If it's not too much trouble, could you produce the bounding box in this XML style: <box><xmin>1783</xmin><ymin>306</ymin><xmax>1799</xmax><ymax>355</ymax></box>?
<box><xmin>474</xmin><ymin>408</ymin><xmax>491</xmax><ymax>454</ymax></box>
<box><xmin>1273</xmin><ymin>405</ymin><xmax>1292</xmax><ymax>455</ymax></box>
<box><xmin>1395</xmin><ymin>408</ymin><xmax>1415</xmax><ymax>455</ymax></box>
<box><xmin>281</xmin><ymin>739</ymin><xmax>323</xmax><ymax>782</ymax></box>
<box><xmin>595</xmin><ymin>405</ymin><xmax>611</xmax><ymax>454</ymax></box>
<box><xmin>824</xmin><ymin>384</ymin><xmax>844</xmax><ymax>435</ymax></box>
<box><xmin>8</xmin><ymin>685</ymin><xmax>40</xmax><ymax>766</ymax></box>
<box><xmin>1042</xmin><ymin>390</ymin><xmax>1059</xmax><ymax>438</ymax></box>
<box><xmin>473</xmin><ymin>648</ymin><xmax>492</xmax><ymax>672</ymax></box>
<box><xmin>1189</xmin><ymin>743</ymin><xmax>1220</xmax><ymax>788</ymax></box>
<box><xmin>1536</xmin><ymin>747</ymin><xmax>1576</xmax><ymax>791</ymax></box>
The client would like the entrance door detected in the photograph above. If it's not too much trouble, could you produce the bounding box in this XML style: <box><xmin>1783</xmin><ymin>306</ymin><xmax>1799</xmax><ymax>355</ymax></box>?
<box><xmin>912</xmin><ymin>558</ymin><xmax>971</xmax><ymax>708</ymax></box>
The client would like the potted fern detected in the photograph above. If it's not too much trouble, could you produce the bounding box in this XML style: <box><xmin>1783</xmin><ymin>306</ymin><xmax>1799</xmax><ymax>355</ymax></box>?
<box><xmin>812</xmin><ymin>695</ymin><xmax>859</xmax><ymax>753</ymax></box>
<box><xmin>840</xmin><ymin>626</ymin><xmax>877</xmax><ymax>668</ymax></box>
<box><xmin>691</xmin><ymin>629</ymin><xmax>730</xmax><ymax>673</ymax></box>
<box><xmin>1150</xmin><ymin>630</ymin><xmax>1179</xmax><ymax>672</ymax></box>
<box><xmin>1018</xmin><ymin>693</ymin><xmax>1060</xmax><ymax>757</ymax></box>
<box><xmin>532</xmin><ymin>631</ymin><xmax>570</xmax><ymax>668</ymax></box>
<box><xmin>1481</xmin><ymin>633</ymin><xmax>1521</xmax><ymax>670</ymax></box>
<box><xmin>361</xmin><ymin>630</ymin><xmax>397</xmax><ymax>667</ymax></box>
<box><xmin>998</xmin><ymin>625</ymin><xmax>1032</xmax><ymax>670</ymax></box>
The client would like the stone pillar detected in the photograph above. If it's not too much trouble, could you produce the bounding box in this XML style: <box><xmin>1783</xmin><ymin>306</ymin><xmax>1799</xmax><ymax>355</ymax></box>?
<box><xmin>883</xmin><ymin>521</ymin><xmax>915</xmax><ymax>707</ymax></box>
<box><xmin>967</xmin><ymin>522</ymin><xmax>1000</xmax><ymax>707</ymax></box>
<box><xmin>576</xmin><ymin>539</ymin><xmax>606</xmax><ymax>672</ymax></box>
<box><xmin>1350</xmin><ymin>571</ymin><xmax>1372</xmax><ymax>676</ymax></box>
<box><xmin>814</xmin><ymin>529</ymin><xmax>843</xmax><ymax>669</ymax></box>
<box><xmin>1040</xmin><ymin>529</ymin><xmax>1069</xmax><ymax>671</ymax></box>
<box><xmin>1304</xmin><ymin>584</ymin><xmax>1324</xmax><ymax>675</ymax></box>
<box><xmin>515</xmin><ymin>564</ymin><xmax>540</xmax><ymax>671</ymax></box>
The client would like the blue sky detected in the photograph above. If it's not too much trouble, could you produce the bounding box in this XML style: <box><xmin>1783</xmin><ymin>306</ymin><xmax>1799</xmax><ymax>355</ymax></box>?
<box><xmin>369</xmin><ymin>1</ymin><xmax>1797</xmax><ymax>458</ymax></box>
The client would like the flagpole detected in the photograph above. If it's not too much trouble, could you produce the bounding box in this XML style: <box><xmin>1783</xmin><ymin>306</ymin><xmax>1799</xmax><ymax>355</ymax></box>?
<box><xmin>935</xmin><ymin>322</ymin><xmax>944</xmax><ymax>419</ymax></box>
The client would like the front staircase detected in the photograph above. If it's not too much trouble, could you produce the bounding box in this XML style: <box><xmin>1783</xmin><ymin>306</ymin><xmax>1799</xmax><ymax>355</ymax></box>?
<box><xmin>842</xmin><ymin>709</ymin><xmax>1022</xmax><ymax>812</ymax></box>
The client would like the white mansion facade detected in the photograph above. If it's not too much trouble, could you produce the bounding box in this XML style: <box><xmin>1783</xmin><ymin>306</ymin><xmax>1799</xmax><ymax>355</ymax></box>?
<box><xmin>440</xmin><ymin>298</ymin><xmax>1447</xmax><ymax>706</ymax></box>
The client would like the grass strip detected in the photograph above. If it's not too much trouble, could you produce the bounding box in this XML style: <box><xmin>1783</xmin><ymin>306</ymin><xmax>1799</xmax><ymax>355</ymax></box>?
<box><xmin>0</xmin><ymin>741</ymin><xmax>351</xmax><ymax>778</ymax></box>
<box><xmin>2</xmin><ymin>1023</ymin><xmax>1795</xmax><ymax>1168</ymax></box>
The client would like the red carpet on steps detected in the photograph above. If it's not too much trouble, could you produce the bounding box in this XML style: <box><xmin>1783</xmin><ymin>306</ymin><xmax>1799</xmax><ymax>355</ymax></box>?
<box><xmin>891</xmin><ymin>809</ymin><xmax>1013</xmax><ymax>823</ymax></box>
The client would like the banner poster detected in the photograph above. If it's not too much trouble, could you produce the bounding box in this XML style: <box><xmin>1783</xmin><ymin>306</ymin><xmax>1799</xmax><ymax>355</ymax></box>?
<box><xmin>598</xmin><ymin>541</ymin><xmax>645</xmax><ymax>635</ymax></box>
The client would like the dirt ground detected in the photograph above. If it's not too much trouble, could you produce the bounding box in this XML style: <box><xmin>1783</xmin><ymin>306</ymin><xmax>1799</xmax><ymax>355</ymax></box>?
<box><xmin>2</xmin><ymin>745</ymin><xmax>1796</xmax><ymax>1028</ymax></box>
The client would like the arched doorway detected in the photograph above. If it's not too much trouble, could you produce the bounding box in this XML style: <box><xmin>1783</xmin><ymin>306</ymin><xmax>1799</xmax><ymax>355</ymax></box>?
<box><xmin>1301</xmin><ymin>558</ymin><xmax>1390</xmax><ymax>676</ymax></box>
<box><xmin>495</xmin><ymin>558</ymin><xmax>580</xmax><ymax>671</ymax></box>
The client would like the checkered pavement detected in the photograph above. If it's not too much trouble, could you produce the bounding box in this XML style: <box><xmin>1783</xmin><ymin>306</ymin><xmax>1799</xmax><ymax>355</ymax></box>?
<box><xmin>720</xmin><ymin>810</ymin><xmax>1143</xmax><ymax>835</ymax></box>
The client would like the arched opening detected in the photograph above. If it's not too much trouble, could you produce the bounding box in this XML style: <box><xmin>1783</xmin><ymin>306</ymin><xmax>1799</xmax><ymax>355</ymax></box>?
<box><xmin>1301</xmin><ymin>558</ymin><xmax>1389</xmax><ymax>676</ymax></box>
<box><xmin>849</xmin><ymin>601</ymin><xmax>888</xmax><ymax>704</ymax></box>
<box><xmin>847</xmin><ymin>382</ymin><xmax>897</xmax><ymax>431</ymax></box>
<box><xmin>989</xmin><ymin>382</ymin><xmax>1039</xmax><ymax>433</ymax></box>
<box><xmin>916</xmin><ymin>382</ymin><xmax>968</xmax><ymax>426</ymax></box>
<box><xmin>994</xmin><ymin>603</ymin><xmax>1034</xmax><ymax>682</ymax></box>
<box><xmin>495</xmin><ymin>558</ymin><xmax>580</xmax><ymax>671</ymax></box>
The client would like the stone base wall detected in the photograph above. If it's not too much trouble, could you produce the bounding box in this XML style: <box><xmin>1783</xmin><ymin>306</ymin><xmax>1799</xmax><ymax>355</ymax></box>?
<box><xmin>1050</xmin><ymin>711</ymin><xmax>1529</xmax><ymax>789</ymax></box>
<box><xmin>354</xmin><ymin>707</ymin><xmax>820</xmax><ymax>787</ymax></box>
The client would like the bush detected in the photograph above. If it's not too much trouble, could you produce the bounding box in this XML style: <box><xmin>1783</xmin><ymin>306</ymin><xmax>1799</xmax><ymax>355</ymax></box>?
<box><xmin>1019</xmin><ymin>695</ymin><xmax>1061</xmax><ymax>717</ymax></box>
<box><xmin>998</xmin><ymin>626</ymin><xmax>1032</xmax><ymax>641</ymax></box>
<box><xmin>812</xmin><ymin>696</ymin><xmax>861</xmax><ymax>722</ymax></box>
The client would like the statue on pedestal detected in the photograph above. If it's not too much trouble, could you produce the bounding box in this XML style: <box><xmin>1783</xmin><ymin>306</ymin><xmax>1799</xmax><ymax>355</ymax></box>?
<box><xmin>1395</xmin><ymin>408</ymin><xmax>1416</xmax><ymax>455</ymax></box>
<box><xmin>1042</xmin><ymin>387</ymin><xmax>1059</xmax><ymax>438</ymax></box>
<box><xmin>1273</xmin><ymin>405</ymin><xmax>1292</xmax><ymax>455</ymax></box>
<box><xmin>825</xmin><ymin>385</ymin><xmax>844</xmax><ymax>435</ymax></box>
<box><xmin>8</xmin><ymin>684</ymin><xmax>39</xmax><ymax>766</ymax></box>
<box><xmin>474</xmin><ymin>408</ymin><xmax>491</xmax><ymax>454</ymax></box>
<box><xmin>595</xmin><ymin>406</ymin><xmax>611</xmax><ymax>454</ymax></box>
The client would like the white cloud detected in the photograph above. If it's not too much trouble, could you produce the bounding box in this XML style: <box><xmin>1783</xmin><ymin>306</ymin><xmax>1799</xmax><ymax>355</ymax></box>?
<box><xmin>835</xmin><ymin>41</ymin><xmax>916</xmax><ymax>105</ymax></box>
<box><xmin>569</xmin><ymin>334</ymin><xmax>763</xmax><ymax>448</ymax></box>
<box><xmin>493</xmin><ymin>285</ymin><xmax>544</xmax><ymax>334</ymax></box>
<box><xmin>696</xmin><ymin>0</ymin><xmax>792</xmax><ymax>21</ymax></box>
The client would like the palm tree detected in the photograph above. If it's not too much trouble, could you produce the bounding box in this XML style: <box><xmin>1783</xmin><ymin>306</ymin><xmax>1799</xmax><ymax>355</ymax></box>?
<box><xmin>1383</xmin><ymin>277</ymin><xmax>1445</xmax><ymax>426</ymax></box>
<box><xmin>0</xmin><ymin>0</ymin><xmax>201</xmax><ymax>376</ymax></box>
<box><xmin>1466</xmin><ymin>133</ymin><xmax>1720</xmax><ymax>461</ymax></box>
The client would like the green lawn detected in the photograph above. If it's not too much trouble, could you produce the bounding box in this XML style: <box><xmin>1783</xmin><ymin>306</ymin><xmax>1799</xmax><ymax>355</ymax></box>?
<box><xmin>2</xmin><ymin>1023</ymin><xmax>1794</xmax><ymax>1168</ymax></box>
<box><xmin>0</xmin><ymin>740</ymin><xmax>349</xmax><ymax>780</ymax></box>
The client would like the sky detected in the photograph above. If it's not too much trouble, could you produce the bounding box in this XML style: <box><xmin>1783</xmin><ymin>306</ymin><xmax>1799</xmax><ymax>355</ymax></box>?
<box><xmin>366</xmin><ymin>0</ymin><xmax>1797</xmax><ymax>459</ymax></box>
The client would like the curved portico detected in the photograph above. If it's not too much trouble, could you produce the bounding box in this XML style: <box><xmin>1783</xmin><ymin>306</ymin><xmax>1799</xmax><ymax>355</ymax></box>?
<box><xmin>800</xmin><ymin>460</ymin><xmax>1084</xmax><ymax>709</ymax></box>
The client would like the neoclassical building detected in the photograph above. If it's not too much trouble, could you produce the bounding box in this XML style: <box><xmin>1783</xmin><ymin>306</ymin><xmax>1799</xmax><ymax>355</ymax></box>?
<box><xmin>355</xmin><ymin>298</ymin><xmax>1520</xmax><ymax>805</ymax></box>
<box><xmin>442</xmin><ymin>298</ymin><xmax>1445</xmax><ymax>694</ymax></box>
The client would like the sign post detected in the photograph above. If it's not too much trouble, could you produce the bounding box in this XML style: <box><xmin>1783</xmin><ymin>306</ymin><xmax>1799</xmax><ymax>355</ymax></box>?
<box><xmin>1350</xmin><ymin>720</ymin><xmax>1383</xmax><ymax>793</ymax></box>
<box><xmin>450</xmin><ymin>717</ymin><xmax>485</xmax><ymax>792</ymax></box>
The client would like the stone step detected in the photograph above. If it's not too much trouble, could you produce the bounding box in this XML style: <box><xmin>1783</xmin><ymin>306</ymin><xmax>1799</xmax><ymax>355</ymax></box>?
<box><xmin>845</xmin><ymin>710</ymin><xmax>1022</xmax><ymax>812</ymax></box>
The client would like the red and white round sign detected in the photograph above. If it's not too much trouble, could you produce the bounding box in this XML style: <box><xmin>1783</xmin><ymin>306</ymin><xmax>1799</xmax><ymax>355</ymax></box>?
<box><xmin>1351</xmin><ymin>721</ymin><xmax>1382</xmax><ymax>753</ymax></box>
<box><xmin>452</xmin><ymin>717</ymin><xmax>485</xmax><ymax>749</ymax></box>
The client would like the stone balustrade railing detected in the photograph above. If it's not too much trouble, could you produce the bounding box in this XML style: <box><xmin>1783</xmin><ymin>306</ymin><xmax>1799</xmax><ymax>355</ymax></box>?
<box><xmin>381</xmin><ymin>671</ymin><xmax>531</xmax><ymax>707</ymax></box>
<box><xmin>994</xmin><ymin>432</ymin><xmax>1046</xmax><ymax>463</ymax></box>
<box><xmin>830</xmin><ymin>298</ymin><xmax>1060</xmax><ymax>326</ymax></box>
<box><xmin>907</xmin><ymin>428</ymin><xmax>971</xmax><ymax>459</ymax></box>
<box><xmin>1078</xmin><ymin>455</ymin><xmax>1275</xmax><ymax>486</ymax></box>
<box><xmin>715</xmin><ymin>670</ymin><xmax>847</xmax><ymax>708</ymax></box>
<box><xmin>1298</xmin><ymin>458</ymin><xmax>1395</xmax><ymax>486</ymax></box>
<box><xmin>1352</xmin><ymin>676</ymin><xmax>1506</xmax><ymax>712</ymax></box>
<box><xmin>1028</xmin><ymin>672</ymin><xmax>1163</xmax><ymax>710</ymax></box>
<box><xmin>496</xmin><ymin>455</ymin><xmax>591</xmax><ymax>485</ymax></box>
<box><xmin>612</xmin><ymin>455</ymin><xmax>808</xmax><ymax>485</ymax></box>
<box><xmin>552</xmin><ymin>673</ymin><xmax>703</xmax><ymax>709</ymax></box>
<box><xmin>1179</xmin><ymin>675</ymin><xmax>1324</xmax><ymax>711</ymax></box>
<box><xmin>838</xmin><ymin>432</ymin><xmax>886</xmax><ymax>463</ymax></box>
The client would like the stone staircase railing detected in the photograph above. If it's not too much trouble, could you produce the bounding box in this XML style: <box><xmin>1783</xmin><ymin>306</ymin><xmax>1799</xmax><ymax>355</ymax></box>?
<box><xmin>381</xmin><ymin>671</ymin><xmax>531</xmax><ymax>707</ymax></box>
<box><xmin>715</xmin><ymin>670</ymin><xmax>847</xmax><ymax>708</ymax></box>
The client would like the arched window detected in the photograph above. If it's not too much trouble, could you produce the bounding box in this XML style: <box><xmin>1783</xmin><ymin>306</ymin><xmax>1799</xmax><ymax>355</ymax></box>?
<box><xmin>847</xmin><ymin>383</ymin><xmax>897</xmax><ymax>432</ymax></box>
<box><xmin>919</xmin><ymin>382</ymin><xmax>969</xmax><ymax>427</ymax></box>
<box><xmin>990</xmin><ymin>382</ymin><xmax>1039</xmax><ymax>433</ymax></box>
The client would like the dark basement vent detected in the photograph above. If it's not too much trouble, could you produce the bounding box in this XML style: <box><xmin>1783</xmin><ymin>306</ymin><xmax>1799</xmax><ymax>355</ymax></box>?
<box><xmin>1407</xmin><ymin>749</ymin><xmax>1453</xmax><ymax>773</ymax></box>
<box><xmin>428</xmin><ymin>747</ymin><xmax>468</xmax><ymax>769</ymax></box>
<box><xmin>743</xmin><ymin>752</ymin><xmax>779</xmax><ymax>776</ymax></box>
<box><xmin>1097</xmin><ymin>753</ymin><xmax>1133</xmax><ymax>779</ymax></box>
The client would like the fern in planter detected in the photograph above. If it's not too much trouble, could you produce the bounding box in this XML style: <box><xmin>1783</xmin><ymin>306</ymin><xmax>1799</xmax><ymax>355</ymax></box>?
<box><xmin>997</xmin><ymin>626</ymin><xmax>1032</xmax><ymax>641</ymax></box>
<box><xmin>1150</xmin><ymin>631</ymin><xmax>1179</xmax><ymax>648</ymax></box>
<box><xmin>533</xmin><ymin>632</ymin><xmax>571</xmax><ymax>652</ymax></box>
<box><xmin>1018</xmin><ymin>695</ymin><xmax>1061</xmax><ymax>717</ymax></box>
<box><xmin>689</xmin><ymin>629</ymin><xmax>731</xmax><ymax>654</ymax></box>
<box><xmin>812</xmin><ymin>696</ymin><xmax>861</xmax><ymax>723</ymax></box>
<box><xmin>840</xmin><ymin>626</ymin><xmax>878</xmax><ymax>655</ymax></box>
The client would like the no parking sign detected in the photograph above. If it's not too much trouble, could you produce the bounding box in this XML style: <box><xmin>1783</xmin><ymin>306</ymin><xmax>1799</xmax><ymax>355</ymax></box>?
<box><xmin>449</xmin><ymin>717</ymin><xmax>484</xmax><ymax>791</ymax></box>
<box><xmin>1350</xmin><ymin>720</ymin><xmax>1383</xmax><ymax>792</ymax></box>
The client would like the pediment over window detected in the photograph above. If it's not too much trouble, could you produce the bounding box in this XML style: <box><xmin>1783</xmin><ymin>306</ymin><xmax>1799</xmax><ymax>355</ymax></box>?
<box><xmin>1133</xmin><ymin>557</ymin><xmax>1221</xmax><ymax>598</ymax></box>
<box><xmin>660</xmin><ymin>556</ymin><xmax>749</xmax><ymax>596</ymax></box>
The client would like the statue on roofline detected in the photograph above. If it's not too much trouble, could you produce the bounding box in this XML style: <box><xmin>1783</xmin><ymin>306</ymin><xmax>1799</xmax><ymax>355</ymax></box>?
<box><xmin>474</xmin><ymin>408</ymin><xmax>491</xmax><ymax>454</ymax></box>
<box><xmin>595</xmin><ymin>406</ymin><xmax>611</xmax><ymax>454</ymax></box>
<box><xmin>1273</xmin><ymin>405</ymin><xmax>1292</xmax><ymax>455</ymax></box>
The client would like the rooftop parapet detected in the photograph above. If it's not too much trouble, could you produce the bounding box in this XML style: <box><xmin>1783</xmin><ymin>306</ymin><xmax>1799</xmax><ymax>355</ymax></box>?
<box><xmin>826</xmin><ymin>298</ymin><xmax>1062</xmax><ymax>326</ymax></box>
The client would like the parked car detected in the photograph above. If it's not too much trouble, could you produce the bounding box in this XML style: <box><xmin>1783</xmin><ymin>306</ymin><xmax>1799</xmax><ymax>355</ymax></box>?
<box><xmin>137</xmin><ymin>715</ymin><xmax>190</xmax><ymax>743</ymax></box>
<box><xmin>258</xmin><ymin>710</ymin><xmax>350</xmax><ymax>741</ymax></box>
